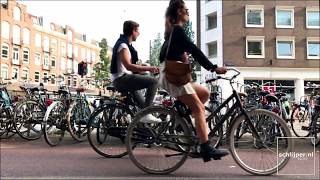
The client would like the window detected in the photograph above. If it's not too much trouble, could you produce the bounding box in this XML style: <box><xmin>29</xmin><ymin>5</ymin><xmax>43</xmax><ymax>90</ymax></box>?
<box><xmin>1</xmin><ymin>21</ymin><xmax>10</xmax><ymax>39</ymax></box>
<box><xmin>35</xmin><ymin>33</ymin><xmax>41</xmax><ymax>48</ymax></box>
<box><xmin>73</xmin><ymin>77</ymin><xmax>77</xmax><ymax>87</ymax></box>
<box><xmin>67</xmin><ymin>43</ymin><xmax>72</xmax><ymax>58</ymax></box>
<box><xmin>43</xmin><ymin>53</ymin><xmax>49</xmax><ymax>69</ymax></box>
<box><xmin>35</xmin><ymin>52</ymin><xmax>41</xmax><ymax>66</ymax></box>
<box><xmin>12</xmin><ymin>47</ymin><xmax>19</xmax><ymax>65</ymax></box>
<box><xmin>92</xmin><ymin>52</ymin><xmax>95</xmax><ymax>62</ymax></box>
<box><xmin>1</xmin><ymin>43</ymin><xmax>9</xmax><ymax>59</ymax></box>
<box><xmin>81</xmin><ymin>48</ymin><xmax>86</xmax><ymax>60</ymax></box>
<box><xmin>13</xmin><ymin>25</ymin><xmax>21</xmax><ymax>45</ymax></box>
<box><xmin>276</xmin><ymin>6</ymin><xmax>294</xmax><ymax>28</ymax></box>
<box><xmin>51</xmin><ymin>74</ymin><xmax>56</xmax><ymax>84</ymax></box>
<box><xmin>276</xmin><ymin>36</ymin><xmax>295</xmax><ymax>59</ymax></box>
<box><xmin>1</xmin><ymin>64</ymin><xmax>9</xmax><ymax>79</ymax></box>
<box><xmin>43</xmin><ymin>36</ymin><xmax>49</xmax><ymax>52</ymax></box>
<box><xmin>61</xmin><ymin>42</ymin><xmax>66</xmax><ymax>57</ymax></box>
<box><xmin>34</xmin><ymin>71</ymin><xmax>40</xmax><ymax>83</ymax></box>
<box><xmin>246</xmin><ymin>36</ymin><xmax>265</xmax><ymax>58</ymax></box>
<box><xmin>21</xmin><ymin>68</ymin><xmax>29</xmax><ymax>80</ymax></box>
<box><xmin>307</xmin><ymin>37</ymin><xmax>320</xmax><ymax>59</ymax></box>
<box><xmin>67</xmin><ymin>58</ymin><xmax>72</xmax><ymax>73</ymax></box>
<box><xmin>50</xmin><ymin>39</ymin><xmax>57</xmax><ymax>52</ymax></box>
<box><xmin>86</xmin><ymin>49</ymin><xmax>91</xmax><ymax>62</ymax></box>
<box><xmin>12</xmin><ymin>67</ymin><xmax>19</xmax><ymax>80</ymax></box>
<box><xmin>245</xmin><ymin>5</ymin><xmax>264</xmax><ymax>27</ymax></box>
<box><xmin>43</xmin><ymin>72</ymin><xmax>48</xmax><ymax>84</ymax></box>
<box><xmin>61</xmin><ymin>57</ymin><xmax>66</xmax><ymax>70</ymax></box>
<box><xmin>67</xmin><ymin>76</ymin><xmax>71</xmax><ymax>86</ymax></box>
<box><xmin>74</xmin><ymin>46</ymin><xmax>78</xmax><ymax>58</ymax></box>
<box><xmin>87</xmin><ymin>64</ymin><xmax>91</xmax><ymax>77</ymax></box>
<box><xmin>306</xmin><ymin>7</ymin><xmax>320</xmax><ymax>29</ymax></box>
<box><xmin>206</xmin><ymin>12</ymin><xmax>217</xmax><ymax>30</ymax></box>
<box><xmin>67</xmin><ymin>30</ymin><xmax>73</xmax><ymax>41</ymax></box>
<box><xmin>51</xmin><ymin>56</ymin><xmax>56</xmax><ymax>68</ymax></box>
<box><xmin>13</xmin><ymin>6</ymin><xmax>21</xmax><ymax>21</ymax></box>
<box><xmin>73</xmin><ymin>61</ymin><xmax>78</xmax><ymax>74</ymax></box>
<box><xmin>23</xmin><ymin>48</ymin><xmax>29</xmax><ymax>63</ymax></box>
<box><xmin>23</xmin><ymin>28</ymin><xmax>30</xmax><ymax>45</ymax></box>
<box><xmin>207</xmin><ymin>41</ymin><xmax>217</xmax><ymax>58</ymax></box>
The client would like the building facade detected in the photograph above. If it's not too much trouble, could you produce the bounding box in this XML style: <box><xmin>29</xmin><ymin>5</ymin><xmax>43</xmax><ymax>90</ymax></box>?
<box><xmin>0</xmin><ymin>0</ymin><xmax>101</xmax><ymax>91</ymax></box>
<box><xmin>197</xmin><ymin>0</ymin><xmax>319</xmax><ymax>101</ymax></box>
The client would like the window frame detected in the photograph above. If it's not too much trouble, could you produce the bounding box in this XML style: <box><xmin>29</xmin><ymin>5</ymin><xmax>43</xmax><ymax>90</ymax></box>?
<box><xmin>275</xmin><ymin>6</ymin><xmax>295</xmax><ymax>29</ymax></box>
<box><xmin>246</xmin><ymin>36</ymin><xmax>265</xmax><ymax>59</ymax></box>
<box><xmin>276</xmin><ymin>36</ymin><xmax>295</xmax><ymax>59</ymax></box>
<box><xmin>306</xmin><ymin>7</ymin><xmax>320</xmax><ymax>29</ymax></box>
<box><xmin>206</xmin><ymin>12</ymin><xmax>217</xmax><ymax>30</ymax></box>
<box><xmin>12</xmin><ymin>46</ymin><xmax>20</xmax><ymax>65</ymax></box>
<box><xmin>23</xmin><ymin>48</ymin><xmax>29</xmax><ymax>64</ymax></box>
<box><xmin>34</xmin><ymin>71</ymin><xmax>40</xmax><ymax>83</ymax></box>
<box><xmin>245</xmin><ymin>5</ymin><xmax>264</xmax><ymax>28</ymax></box>
<box><xmin>1</xmin><ymin>43</ymin><xmax>9</xmax><ymax>59</ymax></box>
<box><xmin>1</xmin><ymin>64</ymin><xmax>9</xmax><ymax>80</ymax></box>
<box><xmin>21</xmin><ymin>68</ymin><xmax>29</xmax><ymax>81</ymax></box>
<box><xmin>12</xmin><ymin>67</ymin><xmax>19</xmax><ymax>80</ymax></box>
<box><xmin>307</xmin><ymin>37</ymin><xmax>320</xmax><ymax>60</ymax></box>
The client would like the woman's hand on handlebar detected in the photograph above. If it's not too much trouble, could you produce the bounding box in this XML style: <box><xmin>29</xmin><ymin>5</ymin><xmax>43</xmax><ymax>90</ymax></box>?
<box><xmin>147</xmin><ymin>66</ymin><xmax>160</xmax><ymax>74</ymax></box>
<box><xmin>214</xmin><ymin>67</ymin><xmax>227</xmax><ymax>74</ymax></box>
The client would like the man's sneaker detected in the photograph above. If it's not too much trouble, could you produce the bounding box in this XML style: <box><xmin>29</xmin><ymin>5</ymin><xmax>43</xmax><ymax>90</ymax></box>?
<box><xmin>140</xmin><ymin>114</ymin><xmax>162</xmax><ymax>124</ymax></box>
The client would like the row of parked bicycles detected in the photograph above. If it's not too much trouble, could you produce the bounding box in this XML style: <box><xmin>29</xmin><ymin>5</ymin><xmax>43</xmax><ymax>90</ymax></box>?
<box><xmin>1</xmin><ymin>68</ymin><xmax>319</xmax><ymax>176</ymax></box>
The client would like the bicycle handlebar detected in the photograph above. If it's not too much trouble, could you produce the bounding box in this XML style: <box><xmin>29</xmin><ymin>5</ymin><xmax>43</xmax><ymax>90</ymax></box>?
<box><xmin>205</xmin><ymin>67</ymin><xmax>241</xmax><ymax>84</ymax></box>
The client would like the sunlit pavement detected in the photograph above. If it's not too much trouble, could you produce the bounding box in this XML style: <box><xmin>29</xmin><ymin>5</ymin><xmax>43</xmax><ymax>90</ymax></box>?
<box><xmin>0</xmin><ymin>136</ymin><xmax>319</xmax><ymax>180</ymax></box>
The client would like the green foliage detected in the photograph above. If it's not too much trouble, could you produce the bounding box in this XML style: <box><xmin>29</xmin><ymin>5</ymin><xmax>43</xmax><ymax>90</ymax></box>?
<box><xmin>149</xmin><ymin>33</ymin><xmax>163</xmax><ymax>66</ymax></box>
<box><xmin>93</xmin><ymin>38</ymin><xmax>111</xmax><ymax>86</ymax></box>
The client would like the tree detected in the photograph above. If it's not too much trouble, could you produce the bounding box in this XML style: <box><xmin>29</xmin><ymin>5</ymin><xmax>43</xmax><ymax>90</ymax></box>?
<box><xmin>149</xmin><ymin>33</ymin><xmax>163</xmax><ymax>66</ymax></box>
<box><xmin>93</xmin><ymin>38</ymin><xmax>111</xmax><ymax>86</ymax></box>
<box><xmin>183</xmin><ymin>21</ymin><xmax>200</xmax><ymax>81</ymax></box>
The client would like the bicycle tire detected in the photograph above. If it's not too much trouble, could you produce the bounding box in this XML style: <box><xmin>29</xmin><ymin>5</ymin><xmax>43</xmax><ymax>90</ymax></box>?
<box><xmin>43</xmin><ymin>101</ymin><xmax>65</xmax><ymax>146</ymax></box>
<box><xmin>126</xmin><ymin>106</ymin><xmax>191</xmax><ymax>174</ymax></box>
<box><xmin>13</xmin><ymin>100</ymin><xmax>43</xmax><ymax>140</ymax></box>
<box><xmin>290</xmin><ymin>107</ymin><xmax>310</xmax><ymax>137</ymax></box>
<box><xmin>87</xmin><ymin>102</ymin><xmax>132</xmax><ymax>158</ymax></box>
<box><xmin>228</xmin><ymin>109</ymin><xmax>292</xmax><ymax>175</ymax></box>
<box><xmin>310</xmin><ymin>111</ymin><xmax>320</xmax><ymax>146</ymax></box>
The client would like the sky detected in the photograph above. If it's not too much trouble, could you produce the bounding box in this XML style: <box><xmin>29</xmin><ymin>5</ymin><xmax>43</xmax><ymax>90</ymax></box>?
<box><xmin>19</xmin><ymin>0</ymin><xmax>197</xmax><ymax>61</ymax></box>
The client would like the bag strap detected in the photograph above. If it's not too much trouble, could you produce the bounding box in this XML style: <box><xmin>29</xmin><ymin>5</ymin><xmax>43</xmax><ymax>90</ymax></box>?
<box><xmin>165</xmin><ymin>27</ymin><xmax>174</xmax><ymax>60</ymax></box>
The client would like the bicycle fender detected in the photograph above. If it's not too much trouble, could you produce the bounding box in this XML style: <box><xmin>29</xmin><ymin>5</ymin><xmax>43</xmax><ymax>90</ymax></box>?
<box><xmin>43</xmin><ymin>101</ymin><xmax>61</xmax><ymax>123</ymax></box>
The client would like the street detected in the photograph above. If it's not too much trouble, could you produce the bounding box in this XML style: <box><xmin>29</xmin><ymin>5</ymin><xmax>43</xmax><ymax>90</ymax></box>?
<box><xmin>1</xmin><ymin>136</ymin><xmax>319</xmax><ymax>180</ymax></box>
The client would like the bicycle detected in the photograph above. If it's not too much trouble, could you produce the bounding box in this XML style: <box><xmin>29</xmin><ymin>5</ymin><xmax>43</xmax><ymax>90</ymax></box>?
<box><xmin>126</xmin><ymin>68</ymin><xmax>292</xmax><ymax>175</ymax></box>
<box><xmin>87</xmin><ymin>86</ymin><xmax>140</xmax><ymax>158</ymax></box>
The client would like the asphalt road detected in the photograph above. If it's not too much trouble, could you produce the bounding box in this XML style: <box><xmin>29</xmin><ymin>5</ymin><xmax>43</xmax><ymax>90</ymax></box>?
<box><xmin>1</xmin><ymin>136</ymin><xmax>319</xmax><ymax>180</ymax></box>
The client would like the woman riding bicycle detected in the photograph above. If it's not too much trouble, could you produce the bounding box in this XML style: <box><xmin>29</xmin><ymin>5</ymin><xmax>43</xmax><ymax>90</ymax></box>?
<box><xmin>159</xmin><ymin>0</ymin><xmax>229</xmax><ymax>162</ymax></box>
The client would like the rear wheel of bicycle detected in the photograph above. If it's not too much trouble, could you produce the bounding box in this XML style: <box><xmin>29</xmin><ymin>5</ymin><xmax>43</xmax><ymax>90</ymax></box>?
<box><xmin>228</xmin><ymin>109</ymin><xmax>292</xmax><ymax>175</ymax></box>
<box><xmin>0</xmin><ymin>108</ymin><xmax>15</xmax><ymax>139</ymax></box>
<box><xmin>67</xmin><ymin>100</ymin><xmax>91</xmax><ymax>142</ymax></box>
<box><xmin>310</xmin><ymin>112</ymin><xmax>320</xmax><ymax>146</ymax></box>
<box><xmin>126</xmin><ymin>106</ymin><xmax>191</xmax><ymax>174</ymax></box>
<box><xmin>290</xmin><ymin>107</ymin><xmax>310</xmax><ymax>137</ymax></box>
<box><xmin>13</xmin><ymin>100</ymin><xmax>44</xmax><ymax>140</ymax></box>
<box><xmin>87</xmin><ymin>103</ymin><xmax>132</xmax><ymax>158</ymax></box>
<box><xmin>43</xmin><ymin>102</ymin><xmax>66</xmax><ymax>146</ymax></box>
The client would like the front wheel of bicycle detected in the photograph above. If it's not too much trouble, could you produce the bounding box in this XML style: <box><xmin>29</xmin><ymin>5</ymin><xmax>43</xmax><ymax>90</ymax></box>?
<box><xmin>228</xmin><ymin>109</ymin><xmax>292</xmax><ymax>175</ymax></box>
<box><xmin>290</xmin><ymin>107</ymin><xmax>310</xmax><ymax>137</ymax></box>
<box><xmin>43</xmin><ymin>101</ymin><xmax>66</xmax><ymax>146</ymax></box>
<box><xmin>126</xmin><ymin>106</ymin><xmax>192</xmax><ymax>174</ymax></box>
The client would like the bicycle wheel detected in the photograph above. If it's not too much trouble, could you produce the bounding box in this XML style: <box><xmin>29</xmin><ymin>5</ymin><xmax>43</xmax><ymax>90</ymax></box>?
<box><xmin>13</xmin><ymin>100</ymin><xmax>44</xmax><ymax>140</ymax></box>
<box><xmin>87</xmin><ymin>103</ymin><xmax>132</xmax><ymax>158</ymax></box>
<box><xmin>290</xmin><ymin>107</ymin><xmax>310</xmax><ymax>137</ymax></box>
<box><xmin>67</xmin><ymin>99</ymin><xmax>91</xmax><ymax>142</ymax></box>
<box><xmin>0</xmin><ymin>108</ymin><xmax>15</xmax><ymax>139</ymax></box>
<box><xmin>126</xmin><ymin>106</ymin><xmax>192</xmax><ymax>174</ymax></box>
<box><xmin>43</xmin><ymin>101</ymin><xmax>66</xmax><ymax>146</ymax></box>
<box><xmin>228</xmin><ymin>109</ymin><xmax>292</xmax><ymax>175</ymax></box>
<box><xmin>310</xmin><ymin>111</ymin><xmax>320</xmax><ymax>146</ymax></box>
